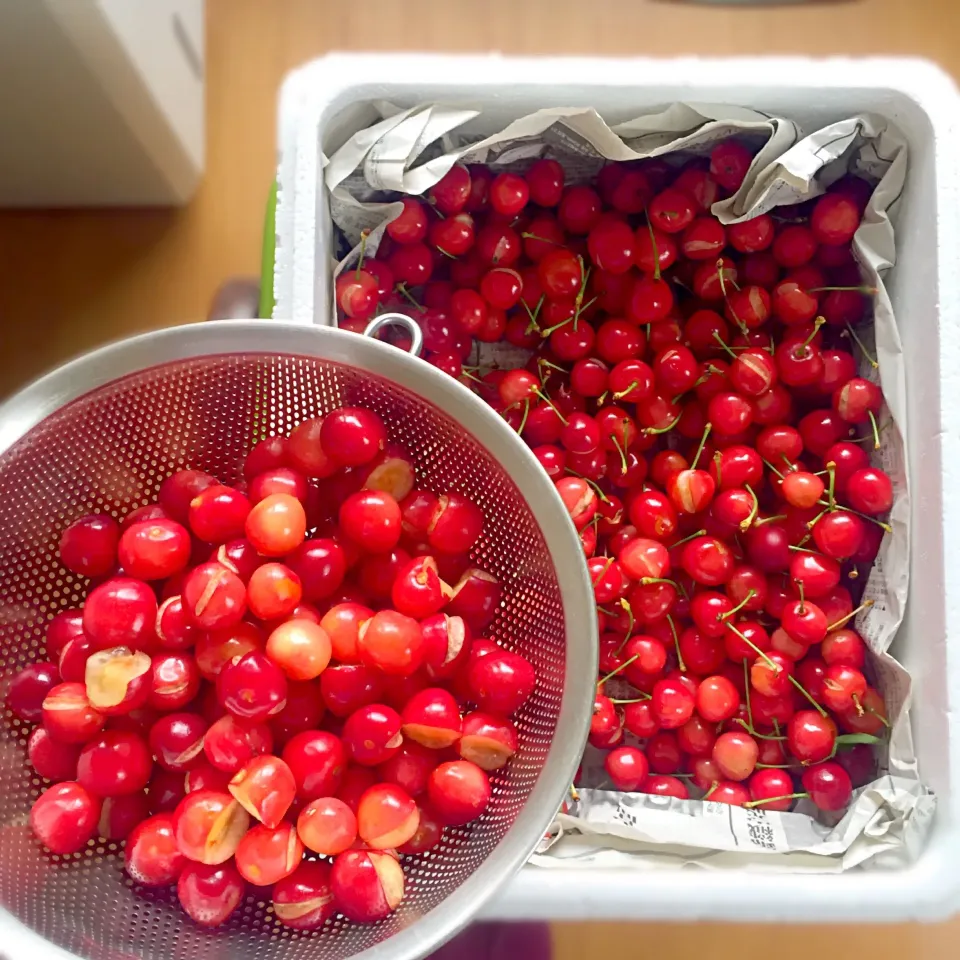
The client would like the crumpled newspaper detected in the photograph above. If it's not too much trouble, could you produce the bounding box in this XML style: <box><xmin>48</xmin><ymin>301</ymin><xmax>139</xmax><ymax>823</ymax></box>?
<box><xmin>321</xmin><ymin>102</ymin><xmax>930</xmax><ymax>869</ymax></box>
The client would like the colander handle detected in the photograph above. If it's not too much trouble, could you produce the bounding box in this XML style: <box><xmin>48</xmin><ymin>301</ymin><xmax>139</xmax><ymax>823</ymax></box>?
<box><xmin>362</xmin><ymin>313</ymin><xmax>424</xmax><ymax>356</ymax></box>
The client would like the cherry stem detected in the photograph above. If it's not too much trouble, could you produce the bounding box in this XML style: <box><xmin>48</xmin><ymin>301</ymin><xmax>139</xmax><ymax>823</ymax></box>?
<box><xmin>824</xmin><ymin>460</ymin><xmax>837</xmax><ymax>509</ymax></box>
<box><xmin>717</xmin><ymin>259</ymin><xmax>746</xmax><ymax>334</ymax></box>
<box><xmin>743</xmin><ymin>659</ymin><xmax>754</xmax><ymax>732</ymax></box>
<box><xmin>598</xmin><ymin>654</ymin><xmax>639</xmax><ymax>686</ymax></box>
<box><xmin>761</xmin><ymin>457</ymin><xmax>785</xmax><ymax>479</ymax></box>
<box><xmin>868</xmin><ymin>410</ymin><xmax>882</xmax><ymax>451</ymax></box>
<box><xmin>851</xmin><ymin>692</ymin><xmax>865</xmax><ymax>717</ymax></box>
<box><xmin>671</xmin><ymin>528</ymin><xmax>708</xmax><ymax>549</ymax></box>
<box><xmin>565</xmin><ymin>469</ymin><xmax>611</xmax><ymax>504</ymax></box>
<box><xmin>711</xmin><ymin>330</ymin><xmax>738</xmax><ymax>360</ymax></box>
<box><xmin>396</xmin><ymin>283</ymin><xmax>426</xmax><ymax>314</ymax></box>
<box><xmin>740</xmin><ymin>483</ymin><xmax>759</xmax><ymax>531</ymax></box>
<box><xmin>808</xmin><ymin>285</ymin><xmax>877</xmax><ymax>295</ymax></box>
<box><xmin>788</xmin><ymin>674</ymin><xmax>829</xmax><ymax>717</ymax></box>
<box><xmin>795</xmin><ymin>578</ymin><xmax>806</xmax><ymax>614</ymax></box>
<box><xmin>611</xmin><ymin>695</ymin><xmax>651</xmax><ymax>704</ymax></box>
<box><xmin>865</xmin><ymin>703</ymin><xmax>891</xmax><ymax>728</ymax></box>
<box><xmin>531</xmin><ymin>387</ymin><xmax>568</xmax><ymax>426</ymax></box>
<box><xmin>610</xmin><ymin>432</ymin><xmax>630</xmax><ymax>474</ymax></box>
<box><xmin>721</xmin><ymin>589</ymin><xmax>756</xmax><ymax>620</ymax></box>
<box><xmin>845</xmin><ymin>323</ymin><xmax>879</xmax><ymax>369</ymax></box>
<box><xmin>690</xmin><ymin>422</ymin><xmax>713</xmax><ymax>471</ymax></box>
<box><xmin>614</xmin><ymin>380</ymin><xmax>641</xmax><ymax>401</ymax></box>
<box><xmin>572</xmin><ymin>257</ymin><xmax>591</xmax><ymax>329</ymax></box>
<box><xmin>703</xmin><ymin>782</ymin><xmax>719</xmax><ymax>801</ymax></box>
<box><xmin>754</xmin><ymin>762</ymin><xmax>797</xmax><ymax>770</ymax></box>
<box><xmin>521</xmin><ymin>232</ymin><xmax>561</xmax><ymax>245</ymax></box>
<box><xmin>355</xmin><ymin>230</ymin><xmax>369</xmax><ymax>278</ymax></box>
<box><xmin>541</xmin><ymin>316</ymin><xmax>575</xmax><ymax>337</ymax></box>
<box><xmin>713</xmin><ymin>450</ymin><xmax>723</xmax><ymax>487</ymax></box>
<box><xmin>727</xmin><ymin>624</ymin><xmax>778</xmax><ymax>670</ymax></box>
<box><xmin>753</xmin><ymin>513</ymin><xmax>787</xmax><ymax>527</ymax></box>
<box><xmin>640</xmin><ymin>576</ymin><xmax>680</xmax><ymax>588</ymax></box>
<box><xmin>788</xmin><ymin>544</ymin><xmax>819</xmax><ymax>554</ymax></box>
<box><xmin>570</xmin><ymin>784</ymin><xmax>580</xmax><ymax>802</ymax></box>
<box><xmin>614</xmin><ymin>599</ymin><xmax>636</xmax><ymax>654</ymax></box>
<box><xmin>646</xmin><ymin>220</ymin><xmax>662</xmax><ymax>282</ymax></box>
<box><xmin>515</xmin><ymin>399</ymin><xmax>531</xmax><ymax>436</ymax></box>
<box><xmin>523</xmin><ymin>294</ymin><xmax>546</xmax><ymax>334</ymax></box>
<box><xmin>821</xmin><ymin>500</ymin><xmax>893</xmax><ymax>533</ymax></box>
<box><xmin>801</xmin><ymin>316</ymin><xmax>826</xmax><ymax>349</ymax></box>
<box><xmin>666</xmin><ymin>613</ymin><xmax>685</xmax><ymax>672</ymax></box>
<box><xmin>744</xmin><ymin>792</ymin><xmax>808</xmax><ymax>808</ymax></box>
<box><xmin>644</xmin><ymin>412</ymin><xmax>683</xmax><ymax>435</ymax></box>
<box><xmin>734</xmin><ymin>718</ymin><xmax>786</xmax><ymax>741</ymax></box>
<box><xmin>827</xmin><ymin>599</ymin><xmax>875</xmax><ymax>632</ymax></box>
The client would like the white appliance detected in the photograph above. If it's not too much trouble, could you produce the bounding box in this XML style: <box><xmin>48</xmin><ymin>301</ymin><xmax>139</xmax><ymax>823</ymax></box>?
<box><xmin>0</xmin><ymin>0</ymin><xmax>204</xmax><ymax>207</ymax></box>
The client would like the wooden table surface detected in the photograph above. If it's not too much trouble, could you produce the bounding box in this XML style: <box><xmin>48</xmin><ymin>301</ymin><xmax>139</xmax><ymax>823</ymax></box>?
<box><xmin>0</xmin><ymin>0</ymin><xmax>956</xmax><ymax>953</ymax></box>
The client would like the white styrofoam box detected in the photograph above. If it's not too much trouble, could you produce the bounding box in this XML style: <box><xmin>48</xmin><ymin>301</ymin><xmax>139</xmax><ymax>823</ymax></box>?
<box><xmin>0</xmin><ymin>0</ymin><xmax>204</xmax><ymax>207</ymax></box>
<box><xmin>274</xmin><ymin>55</ymin><xmax>960</xmax><ymax>921</ymax></box>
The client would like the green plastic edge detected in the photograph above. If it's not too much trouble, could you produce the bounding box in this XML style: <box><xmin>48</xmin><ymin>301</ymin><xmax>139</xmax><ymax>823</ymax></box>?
<box><xmin>259</xmin><ymin>179</ymin><xmax>278</xmax><ymax>319</ymax></box>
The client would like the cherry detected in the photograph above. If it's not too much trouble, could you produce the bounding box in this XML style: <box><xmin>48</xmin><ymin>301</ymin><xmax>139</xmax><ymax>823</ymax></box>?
<box><xmin>812</xmin><ymin>193</ymin><xmax>860</xmax><ymax>245</ymax></box>
<box><xmin>342</xmin><ymin>704</ymin><xmax>403</xmax><ymax>766</ymax></box>
<box><xmin>217</xmin><ymin>651</ymin><xmax>287</xmax><ymax>723</ymax></box>
<box><xmin>28</xmin><ymin>726</ymin><xmax>81</xmax><ymax>781</ymax></box>
<box><xmin>712</xmin><ymin>730</ymin><xmax>759</xmax><ymax>781</ymax></box>
<box><xmin>148</xmin><ymin>652</ymin><xmax>200</xmax><ymax>711</ymax></box>
<box><xmin>59</xmin><ymin>514</ymin><xmax>121</xmax><ymax>578</ymax></box>
<box><xmin>430</xmin><ymin>164</ymin><xmax>472</xmax><ymax>215</ymax></box>
<box><xmin>234</xmin><ymin>821</ymin><xmax>303</xmax><ymax>887</ymax></box>
<box><xmin>526</xmin><ymin>158</ymin><xmax>565</xmax><ymax>207</ymax></box>
<box><xmin>272</xmin><ymin>860</ymin><xmax>337</xmax><ymax>930</ymax></box>
<box><xmin>387</xmin><ymin>197</ymin><xmax>429</xmax><ymax>243</ymax></box>
<box><xmin>182</xmin><ymin>562</ymin><xmax>246</xmax><ymax>631</ymax></box>
<box><xmin>428</xmin><ymin>759</ymin><xmax>491</xmax><ymax>825</ymax></box>
<box><xmin>83</xmin><ymin>646</ymin><xmax>153</xmax><ymax>717</ymax></box>
<box><xmin>30</xmin><ymin>781</ymin><xmax>100</xmax><ymax>853</ymax></box>
<box><xmin>177</xmin><ymin>860</ymin><xmax>245</xmax><ymax>927</ymax></box>
<box><xmin>195</xmin><ymin>622</ymin><xmax>263</xmax><ymax>680</ymax></box>
<box><xmin>822</xmin><ymin>628</ymin><xmax>866</xmax><ymax>668</ymax></box>
<box><xmin>696</xmin><ymin>674</ymin><xmax>739</xmax><ymax>722</ymax></box>
<box><xmin>159</xmin><ymin>471</ymin><xmax>218</xmax><ymax>522</ymax></box>
<box><xmin>604</xmin><ymin>746</ymin><xmax>649</xmax><ymax>792</ymax></box>
<box><xmin>558</xmin><ymin>185</ymin><xmax>602</xmax><ymax>234</ymax></box>
<box><xmin>266</xmin><ymin>619</ymin><xmax>332</xmax><ymax>681</ymax></box>
<box><xmin>150</xmin><ymin>712</ymin><xmax>207</xmax><ymax>772</ymax></box>
<box><xmin>172</xmin><ymin>789</ymin><xmax>250</xmax><ymax>864</ymax></box>
<box><xmin>400</xmin><ymin>687</ymin><xmax>462</xmax><ymax>748</ymax></box>
<box><xmin>787</xmin><ymin>710</ymin><xmax>837</xmax><ymax>763</ymax></box>
<box><xmin>651</xmin><ymin>677</ymin><xmax>695</xmax><ymax>730</ymax></box>
<box><xmin>467</xmin><ymin>649</ymin><xmax>535</xmax><ymax>715</ymax></box>
<box><xmin>331</xmin><ymin>849</ymin><xmax>405</xmax><ymax>923</ymax></box>
<box><xmin>845</xmin><ymin>467</ymin><xmax>894</xmax><ymax>515</ymax></box>
<box><xmin>83</xmin><ymin>577</ymin><xmax>157</xmax><ymax>650</ymax></box>
<box><xmin>8</xmin><ymin>661</ymin><xmax>60</xmax><ymax>723</ymax></box>
<box><xmin>355</xmin><ymin>609</ymin><xmax>423</xmax><ymax>677</ymax></box>
<box><xmin>245</xmin><ymin>493</ymin><xmax>307</xmax><ymax>556</ymax></box>
<box><xmin>247</xmin><ymin>562</ymin><xmax>303</xmax><ymax>621</ymax></box>
<box><xmin>125</xmin><ymin>813</ymin><xmax>185</xmax><ymax>884</ymax></box>
<box><xmin>801</xmin><ymin>761</ymin><xmax>853</xmax><ymax>811</ymax></box>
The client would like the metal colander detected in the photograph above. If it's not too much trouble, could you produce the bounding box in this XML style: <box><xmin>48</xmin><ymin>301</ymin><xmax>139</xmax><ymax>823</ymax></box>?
<box><xmin>0</xmin><ymin>319</ymin><xmax>596</xmax><ymax>960</ymax></box>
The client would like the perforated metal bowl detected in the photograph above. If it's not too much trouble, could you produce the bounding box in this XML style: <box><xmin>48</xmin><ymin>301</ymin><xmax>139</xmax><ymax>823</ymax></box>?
<box><xmin>0</xmin><ymin>320</ymin><xmax>596</xmax><ymax>960</ymax></box>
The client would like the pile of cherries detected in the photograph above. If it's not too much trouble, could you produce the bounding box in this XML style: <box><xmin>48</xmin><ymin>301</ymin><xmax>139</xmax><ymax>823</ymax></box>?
<box><xmin>336</xmin><ymin>142</ymin><xmax>893</xmax><ymax>814</ymax></box>
<box><xmin>12</xmin><ymin>406</ymin><xmax>536</xmax><ymax>929</ymax></box>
